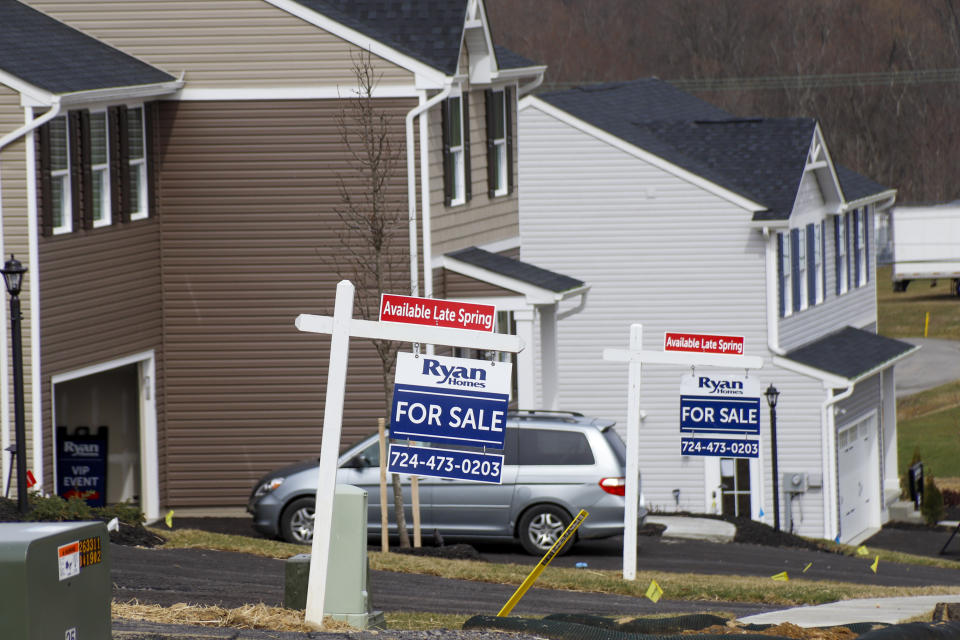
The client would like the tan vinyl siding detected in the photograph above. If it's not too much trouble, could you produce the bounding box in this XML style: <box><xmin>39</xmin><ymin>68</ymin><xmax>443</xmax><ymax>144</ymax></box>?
<box><xmin>158</xmin><ymin>98</ymin><xmax>413</xmax><ymax>506</ymax></box>
<box><xmin>38</xmin><ymin>220</ymin><xmax>164</xmax><ymax>494</ymax></box>
<box><xmin>25</xmin><ymin>0</ymin><xmax>414</xmax><ymax>88</ymax></box>
<box><xmin>430</xmin><ymin>88</ymin><xmax>520</xmax><ymax>254</ymax></box>
<box><xmin>0</xmin><ymin>88</ymin><xmax>36</xmax><ymax>494</ymax></box>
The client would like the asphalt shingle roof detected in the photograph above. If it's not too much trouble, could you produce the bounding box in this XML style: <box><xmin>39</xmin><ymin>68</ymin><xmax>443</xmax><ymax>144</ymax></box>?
<box><xmin>784</xmin><ymin>326</ymin><xmax>916</xmax><ymax>380</ymax></box>
<box><xmin>538</xmin><ymin>79</ymin><xmax>890</xmax><ymax>219</ymax></box>
<box><xmin>0</xmin><ymin>0</ymin><xmax>174</xmax><ymax>95</ymax></box>
<box><xmin>290</xmin><ymin>0</ymin><xmax>468</xmax><ymax>75</ymax></box>
<box><xmin>446</xmin><ymin>247</ymin><xmax>584</xmax><ymax>294</ymax></box>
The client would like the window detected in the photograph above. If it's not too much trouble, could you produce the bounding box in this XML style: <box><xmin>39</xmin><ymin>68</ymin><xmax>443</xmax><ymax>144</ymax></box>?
<box><xmin>795</xmin><ymin>226</ymin><xmax>807</xmax><ymax>311</ymax></box>
<box><xmin>47</xmin><ymin>116</ymin><xmax>71</xmax><ymax>234</ymax></box>
<box><xmin>836</xmin><ymin>214</ymin><xmax>848</xmax><ymax>295</ymax></box>
<box><xmin>720</xmin><ymin>457</ymin><xmax>751</xmax><ymax>518</ymax></box>
<box><xmin>38</xmin><ymin>103</ymin><xmax>154</xmax><ymax>236</ymax></box>
<box><xmin>486</xmin><ymin>88</ymin><xmax>513</xmax><ymax>197</ymax></box>
<box><xmin>809</xmin><ymin>222</ymin><xmax>824</xmax><ymax>305</ymax></box>
<box><xmin>127</xmin><ymin>106</ymin><xmax>148</xmax><ymax>220</ymax></box>
<box><xmin>855</xmin><ymin>208</ymin><xmax>868</xmax><ymax>286</ymax></box>
<box><xmin>442</xmin><ymin>94</ymin><xmax>470</xmax><ymax>206</ymax></box>
<box><xmin>90</xmin><ymin>111</ymin><xmax>110</xmax><ymax>227</ymax></box>
<box><xmin>778</xmin><ymin>231</ymin><xmax>792</xmax><ymax>317</ymax></box>
<box><xmin>517</xmin><ymin>429</ymin><xmax>595</xmax><ymax>465</ymax></box>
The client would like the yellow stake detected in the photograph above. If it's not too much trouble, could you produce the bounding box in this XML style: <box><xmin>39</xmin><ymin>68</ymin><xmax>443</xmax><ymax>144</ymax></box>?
<box><xmin>497</xmin><ymin>509</ymin><xmax>589</xmax><ymax>617</ymax></box>
<box><xmin>925</xmin><ymin>311</ymin><xmax>930</xmax><ymax>337</ymax></box>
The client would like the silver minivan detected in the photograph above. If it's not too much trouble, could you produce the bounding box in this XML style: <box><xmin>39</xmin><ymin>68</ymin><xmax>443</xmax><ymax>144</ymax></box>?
<box><xmin>247</xmin><ymin>410</ymin><xmax>645</xmax><ymax>555</ymax></box>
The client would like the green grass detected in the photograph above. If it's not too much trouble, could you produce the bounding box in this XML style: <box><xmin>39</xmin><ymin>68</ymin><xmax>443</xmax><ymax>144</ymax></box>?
<box><xmin>877</xmin><ymin>265</ymin><xmax>960</xmax><ymax>339</ymax></box>
<box><xmin>898</xmin><ymin>404</ymin><xmax>960</xmax><ymax>478</ymax></box>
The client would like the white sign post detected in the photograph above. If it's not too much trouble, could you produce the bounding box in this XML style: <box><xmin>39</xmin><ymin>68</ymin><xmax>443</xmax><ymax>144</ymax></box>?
<box><xmin>603</xmin><ymin>324</ymin><xmax>763</xmax><ymax>581</ymax></box>
<box><xmin>295</xmin><ymin>281</ymin><xmax>521</xmax><ymax>629</ymax></box>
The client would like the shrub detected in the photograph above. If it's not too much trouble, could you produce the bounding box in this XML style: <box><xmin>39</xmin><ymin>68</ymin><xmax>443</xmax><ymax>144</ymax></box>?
<box><xmin>26</xmin><ymin>492</ymin><xmax>93</xmax><ymax>522</ymax></box>
<box><xmin>93</xmin><ymin>501</ymin><xmax>145</xmax><ymax>526</ymax></box>
<box><xmin>922</xmin><ymin>475</ymin><xmax>945</xmax><ymax>526</ymax></box>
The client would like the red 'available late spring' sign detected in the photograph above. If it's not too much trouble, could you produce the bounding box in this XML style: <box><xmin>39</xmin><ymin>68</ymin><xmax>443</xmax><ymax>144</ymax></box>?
<box><xmin>379</xmin><ymin>294</ymin><xmax>496</xmax><ymax>332</ymax></box>
<box><xmin>664</xmin><ymin>332</ymin><xmax>744</xmax><ymax>355</ymax></box>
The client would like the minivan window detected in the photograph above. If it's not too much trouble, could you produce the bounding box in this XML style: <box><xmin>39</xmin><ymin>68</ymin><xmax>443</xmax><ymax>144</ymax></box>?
<box><xmin>517</xmin><ymin>429</ymin><xmax>595</xmax><ymax>465</ymax></box>
<box><xmin>602</xmin><ymin>428</ymin><xmax>627</xmax><ymax>466</ymax></box>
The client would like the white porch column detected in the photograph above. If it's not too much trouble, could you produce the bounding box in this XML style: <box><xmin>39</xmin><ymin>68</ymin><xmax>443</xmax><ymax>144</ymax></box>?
<box><xmin>537</xmin><ymin>305</ymin><xmax>559</xmax><ymax>410</ymax></box>
<box><xmin>514</xmin><ymin>308</ymin><xmax>535</xmax><ymax>408</ymax></box>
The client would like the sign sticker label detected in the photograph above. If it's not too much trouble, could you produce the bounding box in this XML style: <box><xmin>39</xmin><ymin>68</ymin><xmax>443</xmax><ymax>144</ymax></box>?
<box><xmin>380</xmin><ymin>294</ymin><xmax>496</xmax><ymax>332</ymax></box>
<box><xmin>664</xmin><ymin>332</ymin><xmax>744</xmax><ymax>355</ymax></box>
<box><xmin>58</xmin><ymin>541</ymin><xmax>80</xmax><ymax>581</ymax></box>
<box><xmin>388</xmin><ymin>444</ymin><xmax>504</xmax><ymax>484</ymax></box>
<box><xmin>680</xmin><ymin>437</ymin><xmax>759</xmax><ymax>458</ymax></box>
<box><xmin>679</xmin><ymin>373</ymin><xmax>761</xmax><ymax>434</ymax></box>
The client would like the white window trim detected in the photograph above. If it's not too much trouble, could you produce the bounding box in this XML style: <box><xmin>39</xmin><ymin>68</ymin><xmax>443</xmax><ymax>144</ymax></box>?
<box><xmin>837</xmin><ymin>215</ymin><xmax>848</xmax><ymax>295</ymax></box>
<box><xmin>50</xmin><ymin>115</ymin><xmax>72</xmax><ymax>235</ymax></box>
<box><xmin>492</xmin><ymin>90</ymin><xmax>508</xmax><ymax>197</ymax></box>
<box><xmin>90</xmin><ymin>110</ymin><xmax>111</xmax><ymax>228</ymax></box>
<box><xmin>781</xmin><ymin>231</ymin><xmax>792</xmax><ymax>317</ymax></box>
<box><xmin>128</xmin><ymin>106</ymin><xmax>149</xmax><ymax>221</ymax></box>
<box><xmin>449</xmin><ymin>94</ymin><xmax>466</xmax><ymax>207</ymax></box>
<box><xmin>797</xmin><ymin>226</ymin><xmax>808</xmax><ymax>311</ymax></box>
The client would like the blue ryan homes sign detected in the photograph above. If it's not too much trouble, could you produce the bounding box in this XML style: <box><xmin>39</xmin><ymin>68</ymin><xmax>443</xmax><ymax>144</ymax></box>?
<box><xmin>679</xmin><ymin>373</ymin><xmax>761</xmax><ymax>434</ymax></box>
<box><xmin>389</xmin><ymin>352</ymin><xmax>512</xmax><ymax>448</ymax></box>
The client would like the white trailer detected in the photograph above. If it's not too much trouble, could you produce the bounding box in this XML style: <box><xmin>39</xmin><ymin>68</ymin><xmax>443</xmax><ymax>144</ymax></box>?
<box><xmin>891</xmin><ymin>204</ymin><xmax>960</xmax><ymax>295</ymax></box>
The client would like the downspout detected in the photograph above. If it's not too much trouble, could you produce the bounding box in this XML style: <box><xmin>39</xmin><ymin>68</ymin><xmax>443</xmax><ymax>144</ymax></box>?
<box><xmin>406</xmin><ymin>85</ymin><xmax>452</xmax><ymax>297</ymax></box>
<box><xmin>0</xmin><ymin>98</ymin><xmax>62</xmax><ymax>490</ymax></box>
<box><xmin>821</xmin><ymin>383</ymin><xmax>854</xmax><ymax>542</ymax></box>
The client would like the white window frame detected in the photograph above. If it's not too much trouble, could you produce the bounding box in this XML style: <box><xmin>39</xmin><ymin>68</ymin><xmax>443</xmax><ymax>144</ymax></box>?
<box><xmin>837</xmin><ymin>215</ymin><xmax>848</xmax><ymax>295</ymax></box>
<box><xmin>127</xmin><ymin>106</ymin><xmax>149</xmax><ymax>220</ymax></box>
<box><xmin>814</xmin><ymin>222</ymin><xmax>824</xmax><ymax>303</ymax></box>
<box><xmin>857</xmin><ymin>208</ymin><xmax>868</xmax><ymax>287</ymax></box>
<box><xmin>781</xmin><ymin>231</ymin><xmax>792</xmax><ymax>317</ymax></box>
<box><xmin>448</xmin><ymin>95</ymin><xmax>466</xmax><ymax>206</ymax></box>
<box><xmin>49</xmin><ymin>115</ymin><xmax>72</xmax><ymax>235</ymax></box>
<box><xmin>796</xmin><ymin>226</ymin><xmax>808</xmax><ymax>311</ymax></box>
<box><xmin>491</xmin><ymin>89</ymin><xmax>508</xmax><ymax>197</ymax></box>
<box><xmin>90</xmin><ymin>110</ymin><xmax>111</xmax><ymax>228</ymax></box>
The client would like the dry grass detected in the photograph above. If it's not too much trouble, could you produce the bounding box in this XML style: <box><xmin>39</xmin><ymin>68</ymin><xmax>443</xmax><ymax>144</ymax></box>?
<box><xmin>147</xmin><ymin>528</ymin><xmax>307</xmax><ymax>558</ymax></box>
<box><xmin>112</xmin><ymin>600</ymin><xmax>354</xmax><ymax>632</ymax></box>
<box><xmin>876</xmin><ymin>265</ymin><xmax>960</xmax><ymax>340</ymax></box>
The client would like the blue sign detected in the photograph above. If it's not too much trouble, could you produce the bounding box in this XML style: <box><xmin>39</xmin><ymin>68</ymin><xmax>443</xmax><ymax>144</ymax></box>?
<box><xmin>388</xmin><ymin>444</ymin><xmax>504</xmax><ymax>484</ymax></box>
<box><xmin>390</xmin><ymin>353</ymin><xmax>511</xmax><ymax>448</ymax></box>
<box><xmin>56</xmin><ymin>426</ymin><xmax>108</xmax><ymax>507</ymax></box>
<box><xmin>680</xmin><ymin>437</ymin><xmax>759</xmax><ymax>458</ymax></box>
<box><xmin>679</xmin><ymin>373</ymin><xmax>761</xmax><ymax>434</ymax></box>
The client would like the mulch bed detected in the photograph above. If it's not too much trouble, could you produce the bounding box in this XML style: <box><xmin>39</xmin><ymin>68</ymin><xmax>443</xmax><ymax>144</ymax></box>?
<box><xmin>0</xmin><ymin>497</ymin><xmax>166</xmax><ymax>548</ymax></box>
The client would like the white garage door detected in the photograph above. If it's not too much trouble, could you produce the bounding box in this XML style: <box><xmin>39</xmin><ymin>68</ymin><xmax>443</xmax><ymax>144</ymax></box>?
<box><xmin>837</xmin><ymin>415</ymin><xmax>879</xmax><ymax>542</ymax></box>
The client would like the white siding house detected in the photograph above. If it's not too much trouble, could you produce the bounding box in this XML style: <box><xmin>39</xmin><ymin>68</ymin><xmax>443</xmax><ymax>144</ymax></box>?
<box><xmin>518</xmin><ymin>80</ymin><xmax>914</xmax><ymax>543</ymax></box>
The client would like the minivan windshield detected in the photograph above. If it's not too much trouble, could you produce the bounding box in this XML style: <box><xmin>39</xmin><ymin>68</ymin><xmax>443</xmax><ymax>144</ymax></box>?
<box><xmin>602</xmin><ymin>427</ymin><xmax>627</xmax><ymax>466</ymax></box>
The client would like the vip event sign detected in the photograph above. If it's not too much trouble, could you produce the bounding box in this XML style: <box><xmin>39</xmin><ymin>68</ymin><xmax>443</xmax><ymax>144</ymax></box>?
<box><xmin>380</xmin><ymin>294</ymin><xmax>496</xmax><ymax>332</ymax></box>
<box><xmin>679</xmin><ymin>373</ymin><xmax>761</xmax><ymax>434</ymax></box>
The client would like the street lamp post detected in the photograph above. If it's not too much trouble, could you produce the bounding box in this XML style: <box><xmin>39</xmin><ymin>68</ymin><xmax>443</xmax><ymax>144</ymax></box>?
<box><xmin>2</xmin><ymin>255</ymin><xmax>27</xmax><ymax>514</ymax></box>
<box><xmin>765</xmin><ymin>384</ymin><xmax>781</xmax><ymax>531</ymax></box>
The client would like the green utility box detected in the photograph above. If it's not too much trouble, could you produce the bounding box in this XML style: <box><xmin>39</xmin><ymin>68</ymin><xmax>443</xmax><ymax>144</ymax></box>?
<box><xmin>0</xmin><ymin>520</ymin><xmax>111</xmax><ymax>639</ymax></box>
<box><xmin>285</xmin><ymin>484</ymin><xmax>383</xmax><ymax>629</ymax></box>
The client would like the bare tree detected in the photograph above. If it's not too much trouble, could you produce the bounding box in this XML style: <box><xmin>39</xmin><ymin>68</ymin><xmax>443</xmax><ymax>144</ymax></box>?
<box><xmin>330</xmin><ymin>49</ymin><xmax>411</xmax><ymax>548</ymax></box>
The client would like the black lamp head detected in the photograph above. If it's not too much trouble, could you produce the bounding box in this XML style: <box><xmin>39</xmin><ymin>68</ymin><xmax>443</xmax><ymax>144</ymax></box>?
<box><xmin>1</xmin><ymin>254</ymin><xmax>26</xmax><ymax>297</ymax></box>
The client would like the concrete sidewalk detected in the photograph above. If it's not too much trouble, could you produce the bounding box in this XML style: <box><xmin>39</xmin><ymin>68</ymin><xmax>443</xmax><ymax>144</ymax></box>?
<box><xmin>646</xmin><ymin>515</ymin><xmax>736</xmax><ymax>543</ymax></box>
<box><xmin>740</xmin><ymin>594</ymin><xmax>960</xmax><ymax>627</ymax></box>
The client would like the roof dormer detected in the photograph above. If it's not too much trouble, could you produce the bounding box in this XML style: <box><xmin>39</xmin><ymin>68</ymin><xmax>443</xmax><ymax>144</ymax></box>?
<box><xmin>461</xmin><ymin>0</ymin><xmax>497</xmax><ymax>84</ymax></box>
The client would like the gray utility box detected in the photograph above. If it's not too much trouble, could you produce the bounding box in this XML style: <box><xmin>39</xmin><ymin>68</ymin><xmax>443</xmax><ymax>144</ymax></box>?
<box><xmin>0</xmin><ymin>520</ymin><xmax>111</xmax><ymax>639</ymax></box>
<box><xmin>285</xmin><ymin>484</ymin><xmax>384</xmax><ymax>629</ymax></box>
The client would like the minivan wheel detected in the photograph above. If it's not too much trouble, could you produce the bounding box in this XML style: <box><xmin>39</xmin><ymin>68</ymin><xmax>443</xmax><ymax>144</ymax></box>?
<box><xmin>280</xmin><ymin>497</ymin><xmax>315</xmax><ymax>544</ymax></box>
<box><xmin>518</xmin><ymin>505</ymin><xmax>573</xmax><ymax>556</ymax></box>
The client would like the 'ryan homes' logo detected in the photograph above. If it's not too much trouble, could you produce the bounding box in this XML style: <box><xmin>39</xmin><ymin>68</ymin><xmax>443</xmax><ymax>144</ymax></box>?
<box><xmin>422</xmin><ymin>358</ymin><xmax>487</xmax><ymax>389</ymax></box>
<box><xmin>63</xmin><ymin>442</ymin><xmax>102</xmax><ymax>457</ymax></box>
<box><xmin>698</xmin><ymin>376</ymin><xmax>744</xmax><ymax>396</ymax></box>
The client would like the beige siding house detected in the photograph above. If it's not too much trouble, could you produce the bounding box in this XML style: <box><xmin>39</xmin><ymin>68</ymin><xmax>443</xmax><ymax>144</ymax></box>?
<box><xmin>0</xmin><ymin>0</ymin><xmax>585</xmax><ymax>520</ymax></box>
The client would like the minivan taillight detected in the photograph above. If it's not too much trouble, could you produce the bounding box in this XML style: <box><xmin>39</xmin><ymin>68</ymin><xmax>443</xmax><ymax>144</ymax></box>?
<box><xmin>599</xmin><ymin>477</ymin><xmax>626</xmax><ymax>496</ymax></box>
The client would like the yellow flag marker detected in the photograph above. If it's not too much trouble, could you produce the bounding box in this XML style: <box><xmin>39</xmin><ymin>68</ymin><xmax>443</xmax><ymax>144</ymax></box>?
<box><xmin>645</xmin><ymin>580</ymin><xmax>664</xmax><ymax>603</ymax></box>
<box><xmin>165</xmin><ymin>509</ymin><xmax>174</xmax><ymax>528</ymax></box>
<box><xmin>856</xmin><ymin>545</ymin><xmax>869</xmax><ymax>557</ymax></box>
<box><xmin>802</xmin><ymin>562</ymin><xmax>812</xmax><ymax>573</ymax></box>
<box><xmin>771</xmin><ymin>571</ymin><xmax>789</xmax><ymax>581</ymax></box>
<box><xmin>870</xmin><ymin>556</ymin><xmax>879</xmax><ymax>573</ymax></box>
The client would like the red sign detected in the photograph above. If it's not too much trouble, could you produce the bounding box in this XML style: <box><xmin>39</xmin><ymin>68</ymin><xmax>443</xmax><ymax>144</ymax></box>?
<box><xmin>379</xmin><ymin>294</ymin><xmax>496</xmax><ymax>332</ymax></box>
<box><xmin>664</xmin><ymin>332</ymin><xmax>744</xmax><ymax>355</ymax></box>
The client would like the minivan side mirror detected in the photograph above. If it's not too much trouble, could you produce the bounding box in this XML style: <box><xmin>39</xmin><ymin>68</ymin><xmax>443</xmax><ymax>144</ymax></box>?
<box><xmin>343</xmin><ymin>454</ymin><xmax>371</xmax><ymax>469</ymax></box>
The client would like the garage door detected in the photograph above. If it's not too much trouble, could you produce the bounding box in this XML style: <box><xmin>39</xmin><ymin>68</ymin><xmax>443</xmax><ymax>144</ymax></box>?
<box><xmin>837</xmin><ymin>415</ymin><xmax>878</xmax><ymax>542</ymax></box>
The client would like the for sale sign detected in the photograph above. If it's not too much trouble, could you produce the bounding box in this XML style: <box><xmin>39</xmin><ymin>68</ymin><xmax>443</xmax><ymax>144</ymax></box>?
<box><xmin>390</xmin><ymin>352</ymin><xmax>511</xmax><ymax>449</ymax></box>
<box><xmin>380</xmin><ymin>294</ymin><xmax>496</xmax><ymax>332</ymax></box>
<box><xmin>679</xmin><ymin>373</ymin><xmax>761</xmax><ymax>434</ymax></box>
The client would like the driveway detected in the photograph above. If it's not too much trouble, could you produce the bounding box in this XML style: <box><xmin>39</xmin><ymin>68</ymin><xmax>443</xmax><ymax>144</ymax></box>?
<box><xmin>894</xmin><ymin>337</ymin><xmax>960</xmax><ymax>397</ymax></box>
